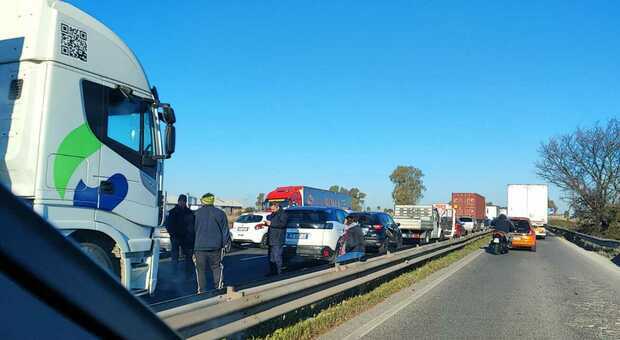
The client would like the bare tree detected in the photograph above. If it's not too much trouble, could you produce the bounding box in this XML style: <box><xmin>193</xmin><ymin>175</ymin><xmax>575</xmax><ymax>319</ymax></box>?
<box><xmin>255</xmin><ymin>193</ymin><xmax>265</xmax><ymax>210</ymax></box>
<box><xmin>536</xmin><ymin>119</ymin><xmax>620</xmax><ymax>235</ymax></box>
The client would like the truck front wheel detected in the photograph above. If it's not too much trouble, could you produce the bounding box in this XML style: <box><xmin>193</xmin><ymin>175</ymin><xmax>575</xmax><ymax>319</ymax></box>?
<box><xmin>79</xmin><ymin>242</ymin><xmax>118</xmax><ymax>276</ymax></box>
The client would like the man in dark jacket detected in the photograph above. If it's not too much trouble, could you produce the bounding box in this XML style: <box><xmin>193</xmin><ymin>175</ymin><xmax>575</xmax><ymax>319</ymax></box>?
<box><xmin>265</xmin><ymin>202</ymin><xmax>288</xmax><ymax>275</ymax></box>
<box><xmin>193</xmin><ymin>193</ymin><xmax>229</xmax><ymax>293</ymax></box>
<box><xmin>165</xmin><ymin>194</ymin><xmax>194</xmax><ymax>276</ymax></box>
<box><xmin>492</xmin><ymin>214</ymin><xmax>514</xmax><ymax>233</ymax></box>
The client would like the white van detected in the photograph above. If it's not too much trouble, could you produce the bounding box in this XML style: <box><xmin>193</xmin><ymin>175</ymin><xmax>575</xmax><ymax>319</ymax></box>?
<box><xmin>230</xmin><ymin>212</ymin><xmax>271</xmax><ymax>247</ymax></box>
<box><xmin>282</xmin><ymin>207</ymin><xmax>348</xmax><ymax>263</ymax></box>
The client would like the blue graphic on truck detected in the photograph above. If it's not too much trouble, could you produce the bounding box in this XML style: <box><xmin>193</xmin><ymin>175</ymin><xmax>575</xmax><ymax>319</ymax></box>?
<box><xmin>303</xmin><ymin>187</ymin><xmax>352</xmax><ymax>209</ymax></box>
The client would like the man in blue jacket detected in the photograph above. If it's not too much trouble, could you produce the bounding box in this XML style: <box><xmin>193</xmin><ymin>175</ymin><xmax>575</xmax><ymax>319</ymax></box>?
<box><xmin>193</xmin><ymin>193</ymin><xmax>229</xmax><ymax>293</ymax></box>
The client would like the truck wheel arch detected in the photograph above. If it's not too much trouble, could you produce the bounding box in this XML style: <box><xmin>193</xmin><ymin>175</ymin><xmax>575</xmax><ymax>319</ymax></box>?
<box><xmin>68</xmin><ymin>229</ymin><xmax>123</xmax><ymax>279</ymax></box>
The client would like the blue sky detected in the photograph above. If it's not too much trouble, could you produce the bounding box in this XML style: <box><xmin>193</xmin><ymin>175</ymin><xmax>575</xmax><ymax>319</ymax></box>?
<box><xmin>69</xmin><ymin>1</ymin><xmax>619</xmax><ymax>210</ymax></box>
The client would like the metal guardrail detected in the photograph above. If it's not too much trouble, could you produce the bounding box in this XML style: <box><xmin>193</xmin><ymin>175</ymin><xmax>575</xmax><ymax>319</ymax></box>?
<box><xmin>547</xmin><ymin>225</ymin><xmax>620</xmax><ymax>250</ymax></box>
<box><xmin>158</xmin><ymin>231</ymin><xmax>490</xmax><ymax>339</ymax></box>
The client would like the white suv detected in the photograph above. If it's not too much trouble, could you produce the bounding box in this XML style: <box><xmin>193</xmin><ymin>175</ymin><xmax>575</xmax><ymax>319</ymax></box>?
<box><xmin>282</xmin><ymin>207</ymin><xmax>348</xmax><ymax>264</ymax></box>
<box><xmin>230</xmin><ymin>212</ymin><xmax>271</xmax><ymax>248</ymax></box>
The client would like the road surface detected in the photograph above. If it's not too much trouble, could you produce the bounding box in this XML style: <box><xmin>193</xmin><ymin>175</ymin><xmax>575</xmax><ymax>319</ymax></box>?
<box><xmin>143</xmin><ymin>244</ymin><xmax>330</xmax><ymax>307</ymax></box>
<box><xmin>331</xmin><ymin>234</ymin><xmax>620</xmax><ymax>339</ymax></box>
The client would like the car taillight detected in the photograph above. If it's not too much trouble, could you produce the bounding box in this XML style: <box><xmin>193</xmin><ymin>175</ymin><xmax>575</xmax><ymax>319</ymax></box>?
<box><xmin>373</xmin><ymin>224</ymin><xmax>383</xmax><ymax>231</ymax></box>
<box><xmin>254</xmin><ymin>224</ymin><xmax>264</xmax><ymax>230</ymax></box>
<box><xmin>529</xmin><ymin>229</ymin><xmax>535</xmax><ymax>237</ymax></box>
<box><xmin>322</xmin><ymin>247</ymin><xmax>331</xmax><ymax>258</ymax></box>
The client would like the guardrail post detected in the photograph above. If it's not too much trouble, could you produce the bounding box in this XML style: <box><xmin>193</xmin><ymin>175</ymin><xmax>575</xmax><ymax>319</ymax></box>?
<box><xmin>226</xmin><ymin>286</ymin><xmax>244</xmax><ymax>300</ymax></box>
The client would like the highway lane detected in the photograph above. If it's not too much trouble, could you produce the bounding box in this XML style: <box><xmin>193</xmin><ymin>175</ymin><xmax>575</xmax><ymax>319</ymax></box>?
<box><xmin>358</xmin><ymin>234</ymin><xmax>620</xmax><ymax>339</ymax></box>
<box><xmin>143</xmin><ymin>245</ymin><xmax>269</xmax><ymax>305</ymax></box>
<box><xmin>143</xmin><ymin>244</ymin><xmax>332</xmax><ymax>307</ymax></box>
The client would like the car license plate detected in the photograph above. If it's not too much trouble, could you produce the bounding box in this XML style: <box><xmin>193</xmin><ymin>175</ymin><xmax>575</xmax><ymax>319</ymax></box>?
<box><xmin>493</xmin><ymin>238</ymin><xmax>500</xmax><ymax>244</ymax></box>
<box><xmin>287</xmin><ymin>232</ymin><xmax>308</xmax><ymax>240</ymax></box>
<box><xmin>238</xmin><ymin>227</ymin><xmax>248</xmax><ymax>231</ymax></box>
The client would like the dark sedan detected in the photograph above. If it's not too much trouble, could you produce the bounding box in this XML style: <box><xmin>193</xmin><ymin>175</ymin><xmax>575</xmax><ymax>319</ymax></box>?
<box><xmin>348</xmin><ymin>212</ymin><xmax>403</xmax><ymax>254</ymax></box>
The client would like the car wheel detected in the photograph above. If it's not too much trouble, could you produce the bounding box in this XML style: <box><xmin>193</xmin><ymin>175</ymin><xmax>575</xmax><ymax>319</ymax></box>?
<box><xmin>259</xmin><ymin>234</ymin><xmax>269</xmax><ymax>249</ymax></box>
<box><xmin>378</xmin><ymin>241</ymin><xmax>388</xmax><ymax>255</ymax></box>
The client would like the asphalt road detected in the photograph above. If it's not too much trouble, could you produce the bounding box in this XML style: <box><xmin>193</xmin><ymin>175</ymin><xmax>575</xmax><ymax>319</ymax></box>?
<box><xmin>360</xmin><ymin>234</ymin><xmax>620</xmax><ymax>339</ymax></box>
<box><xmin>142</xmin><ymin>245</ymin><xmax>269</xmax><ymax>305</ymax></box>
<box><xmin>142</xmin><ymin>244</ymin><xmax>331</xmax><ymax>307</ymax></box>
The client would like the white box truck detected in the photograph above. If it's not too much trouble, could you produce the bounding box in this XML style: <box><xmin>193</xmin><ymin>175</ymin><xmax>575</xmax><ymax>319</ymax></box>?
<box><xmin>486</xmin><ymin>205</ymin><xmax>499</xmax><ymax>220</ymax></box>
<box><xmin>0</xmin><ymin>1</ymin><xmax>177</xmax><ymax>295</ymax></box>
<box><xmin>394</xmin><ymin>205</ymin><xmax>443</xmax><ymax>244</ymax></box>
<box><xmin>507</xmin><ymin>185</ymin><xmax>548</xmax><ymax>227</ymax></box>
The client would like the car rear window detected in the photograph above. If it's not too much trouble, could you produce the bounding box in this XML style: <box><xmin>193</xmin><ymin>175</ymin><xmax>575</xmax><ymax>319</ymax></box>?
<box><xmin>459</xmin><ymin>217</ymin><xmax>473</xmax><ymax>222</ymax></box>
<box><xmin>510</xmin><ymin>219</ymin><xmax>531</xmax><ymax>233</ymax></box>
<box><xmin>348</xmin><ymin>213</ymin><xmax>380</xmax><ymax>225</ymax></box>
<box><xmin>286</xmin><ymin>210</ymin><xmax>329</xmax><ymax>225</ymax></box>
<box><xmin>236</xmin><ymin>214</ymin><xmax>263</xmax><ymax>223</ymax></box>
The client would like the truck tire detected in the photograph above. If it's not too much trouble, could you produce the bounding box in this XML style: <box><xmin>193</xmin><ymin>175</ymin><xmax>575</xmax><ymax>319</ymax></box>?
<box><xmin>424</xmin><ymin>232</ymin><xmax>430</xmax><ymax>245</ymax></box>
<box><xmin>79</xmin><ymin>242</ymin><xmax>117</xmax><ymax>276</ymax></box>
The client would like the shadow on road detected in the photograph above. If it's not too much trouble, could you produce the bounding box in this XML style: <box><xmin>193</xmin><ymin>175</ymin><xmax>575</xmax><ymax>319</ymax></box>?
<box><xmin>612</xmin><ymin>254</ymin><xmax>620</xmax><ymax>267</ymax></box>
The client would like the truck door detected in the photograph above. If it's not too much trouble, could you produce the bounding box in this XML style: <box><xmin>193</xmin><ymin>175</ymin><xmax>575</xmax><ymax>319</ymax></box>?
<box><xmin>81</xmin><ymin>80</ymin><xmax>160</xmax><ymax>227</ymax></box>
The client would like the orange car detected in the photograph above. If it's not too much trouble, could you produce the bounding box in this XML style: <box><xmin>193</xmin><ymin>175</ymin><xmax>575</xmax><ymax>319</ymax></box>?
<box><xmin>509</xmin><ymin>217</ymin><xmax>537</xmax><ymax>252</ymax></box>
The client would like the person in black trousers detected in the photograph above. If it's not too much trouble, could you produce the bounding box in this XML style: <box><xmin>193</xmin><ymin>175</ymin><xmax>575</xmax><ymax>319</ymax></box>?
<box><xmin>165</xmin><ymin>194</ymin><xmax>194</xmax><ymax>277</ymax></box>
<box><xmin>193</xmin><ymin>193</ymin><xmax>229</xmax><ymax>293</ymax></box>
<box><xmin>265</xmin><ymin>202</ymin><xmax>288</xmax><ymax>276</ymax></box>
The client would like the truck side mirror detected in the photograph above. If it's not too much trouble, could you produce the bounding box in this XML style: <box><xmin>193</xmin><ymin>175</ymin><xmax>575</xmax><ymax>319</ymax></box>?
<box><xmin>142</xmin><ymin>154</ymin><xmax>157</xmax><ymax>167</ymax></box>
<box><xmin>165</xmin><ymin>125</ymin><xmax>176</xmax><ymax>158</ymax></box>
<box><xmin>161</xmin><ymin>105</ymin><xmax>176</xmax><ymax>124</ymax></box>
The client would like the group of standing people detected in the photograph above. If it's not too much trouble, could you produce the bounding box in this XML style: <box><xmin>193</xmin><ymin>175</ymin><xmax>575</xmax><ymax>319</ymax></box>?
<box><xmin>165</xmin><ymin>193</ymin><xmax>229</xmax><ymax>293</ymax></box>
<box><xmin>165</xmin><ymin>194</ymin><xmax>291</xmax><ymax>294</ymax></box>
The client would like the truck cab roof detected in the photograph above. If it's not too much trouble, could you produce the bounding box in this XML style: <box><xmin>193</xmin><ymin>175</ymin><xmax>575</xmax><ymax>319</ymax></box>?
<box><xmin>1</xmin><ymin>0</ymin><xmax>151</xmax><ymax>95</ymax></box>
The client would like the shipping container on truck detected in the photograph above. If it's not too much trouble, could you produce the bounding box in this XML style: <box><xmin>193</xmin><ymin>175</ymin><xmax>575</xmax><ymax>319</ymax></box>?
<box><xmin>264</xmin><ymin>186</ymin><xmax>352</xmax><ymax>210</ymax></box>
<box><xmin>507</xmin><ymin>184</ymin><xmax>548</xmax><ymax>226</ymax></box>
<box><xmin>393</xmin><ymin>205</ymin><xmax>443</xmax><ymax>244</ymax></box>
<box><xmin>451</xmin><ymin>193</ymin><xmax>486</xmax><ymax>224</ymax></box>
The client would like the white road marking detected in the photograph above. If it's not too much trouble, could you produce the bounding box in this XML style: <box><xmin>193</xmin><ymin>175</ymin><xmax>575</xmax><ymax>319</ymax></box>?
<box><xmin>343</xmin><ymin>249</ymin><xmax>484</xmax><ymax>340</ymax></box>
<box><xmin>240</xmin><ymin>255</ymin><xmax>268</xmax><ymax>262</ymax></box>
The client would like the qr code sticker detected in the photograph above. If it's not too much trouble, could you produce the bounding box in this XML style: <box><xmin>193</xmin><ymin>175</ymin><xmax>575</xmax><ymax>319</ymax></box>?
<box><xmin>60</xmin><ymin>23</ymin><xmax>88</xmax><ymax>62</ymax></box>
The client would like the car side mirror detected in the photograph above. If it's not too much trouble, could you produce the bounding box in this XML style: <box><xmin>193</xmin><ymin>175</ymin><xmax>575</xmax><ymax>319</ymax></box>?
<box><xmin>165</xmin><ymin>124</ymin><xmax>176</xmax><ymax>158</ymax></box>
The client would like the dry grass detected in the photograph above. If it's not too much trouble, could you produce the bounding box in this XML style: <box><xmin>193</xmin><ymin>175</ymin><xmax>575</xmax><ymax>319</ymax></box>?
<box><xmin>549</xmin><ymin>217</ymin><xmax>577</xmax><ymax>230</ymax></box>
<box><xmin>257</xmin><ymin>237</ymin><xmax>489</xmax><ymax>340</ymax></box>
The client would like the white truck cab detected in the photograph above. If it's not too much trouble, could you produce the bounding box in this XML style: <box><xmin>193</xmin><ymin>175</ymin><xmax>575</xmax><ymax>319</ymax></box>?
<box><xmin>0</xmin><ymin>1</ymin><xmax>176</xmax><ymax>295</ymax></box>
